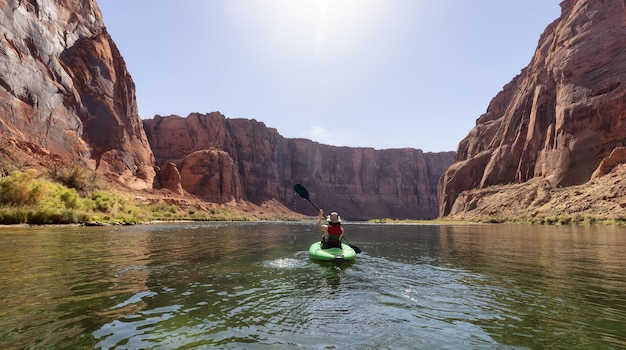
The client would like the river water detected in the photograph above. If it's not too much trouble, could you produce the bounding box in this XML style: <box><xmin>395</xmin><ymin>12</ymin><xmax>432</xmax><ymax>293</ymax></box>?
<box><xmin>0</xmin><ymin>222</ymin><xmax>625</xmax><ymax>349</ymax></box>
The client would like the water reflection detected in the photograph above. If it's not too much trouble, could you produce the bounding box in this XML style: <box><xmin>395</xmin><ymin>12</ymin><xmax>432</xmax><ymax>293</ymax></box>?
<box><xmin>308</xmin><ymin>260</ymin><xmax>355</xmax><ymax>289</ymax></box>
<box><xmin>436</xmin><ymin>224</ymin><xmax>626</xmax><ymax>348</ymax></box>
<box><xmin>1</xmin><ymin>222</ymin><xmax>626</xmax><ymax>349</ymax></box>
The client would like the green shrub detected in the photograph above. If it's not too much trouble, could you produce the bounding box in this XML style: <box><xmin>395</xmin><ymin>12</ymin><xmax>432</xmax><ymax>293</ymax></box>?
<box><xmin>0</xmin><ymin>170</ymin><xmax>47</xmax><ymax>206</ymax></box>
<box><xmin>0</xmin><ymin>167</ymin><xmax>274</xmax><ymax>224</ymax></box>
<box><xmin>90</xmin><ymin>190</ymin><xmax>125</xmax><ymax>213</ymax></box>
<box><xmin>27</xmin><ymin>208</ymin><xmax>78</xmax><ymax>225</ymax></box>
<box><xmin>0</xmin><ymin>206</ymin><xmax>28</xmax><ymax>224</ymax></box>
<box><xmin>57</xmin><ymin>187</ymin><xmax>81</xmax><ymax>209</ymax></box>
<box><xmin>50</xmin><ymin>166</ymin><xmax>99</xmax><ymax>195</ymax></box>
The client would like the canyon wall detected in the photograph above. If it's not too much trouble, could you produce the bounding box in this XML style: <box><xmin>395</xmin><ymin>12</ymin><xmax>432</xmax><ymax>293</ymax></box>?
<box><xmin>0</xmin><ymin>0</ymin><xmax>155</xmax><ymax>188</ymax></box>
<box><xmin>144</xmin><ymin>113</ymin><xmax>454</xmax><ymax>220</ymax></box>
<box><xmin>439</xmin><ymin>0</ymin><xmax>626</xmax><ymax>218</ymax></box>
<box><xmin>0</xmin><ymin>0</ymin><xmax>453</xmax><ymax>219</ymax></box>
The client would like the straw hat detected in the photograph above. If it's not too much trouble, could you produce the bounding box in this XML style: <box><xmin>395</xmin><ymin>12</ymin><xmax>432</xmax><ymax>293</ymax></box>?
<box><xmin>327</xmin><ymin>212</ymin><xmax>341</xmax><ymax>223</ymax></box>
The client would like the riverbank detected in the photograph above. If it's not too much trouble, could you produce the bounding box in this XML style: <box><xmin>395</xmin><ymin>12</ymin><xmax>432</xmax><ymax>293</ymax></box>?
<box><xmin>3</xmin><ymin>167</ymin><xmax>626</xmax><ymax>227</ymax></box>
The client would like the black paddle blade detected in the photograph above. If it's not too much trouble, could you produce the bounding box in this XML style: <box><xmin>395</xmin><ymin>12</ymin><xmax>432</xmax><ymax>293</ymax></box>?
<box><xmin>293</xmin><ymin>183</ymin><xmax>310</xmax><ymax>200</ymax></box>
<box><xmin>350</xmin><ymin>244</ymin><xmax>362</xmax><ymax>254</ymax></box>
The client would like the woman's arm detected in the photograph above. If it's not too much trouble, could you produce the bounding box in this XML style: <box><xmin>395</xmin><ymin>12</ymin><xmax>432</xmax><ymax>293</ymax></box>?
<box><xmin>316</xmin><ymin>209</ymin><xmax>324</xmax><ymax>229</ymax></box>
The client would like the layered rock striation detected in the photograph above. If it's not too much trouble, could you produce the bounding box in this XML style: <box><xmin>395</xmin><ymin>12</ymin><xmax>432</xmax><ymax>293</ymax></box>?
<box><xmin>144</xmin><ymin>113</ymin><xmax>454</xmax><ymax>220</ymax></box>
<box><xmin>0</xmin><ymin>0</ymin><xmax>155</xmax><ymax>188</ymax></box>
<box><xmin>440</xmin><ymin>0</ymin><xmax>626</xmax><ymax>217</ymax></box>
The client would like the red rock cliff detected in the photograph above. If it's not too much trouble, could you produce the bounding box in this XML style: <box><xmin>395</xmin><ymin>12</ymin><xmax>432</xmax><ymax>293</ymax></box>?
<box><xmin>0</xmin><ymin>0</ymin><xmax>155</xmax><ymax>188</ymax></box>
<box><xmin>440</xmin><ymin>0</ymin><xmax>626</xmax><ymax>217</ymax></box>
<box><xmin>144</xmin><ymin>113</ymin><xmax>454</xmax><ymax>220</ymax></box>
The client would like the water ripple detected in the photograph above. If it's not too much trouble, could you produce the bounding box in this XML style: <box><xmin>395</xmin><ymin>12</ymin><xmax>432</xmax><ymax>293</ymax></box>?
<box><xmin>2</xmin><ymin>223</ymin><xmax>626</xmax><ymax>349</ymax></box>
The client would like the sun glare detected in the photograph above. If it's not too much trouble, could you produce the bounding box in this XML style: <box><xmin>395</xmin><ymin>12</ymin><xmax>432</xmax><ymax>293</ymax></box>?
<box><xmin>219</xmin><ymin>0</ymin><xmax>383</xmax><ymax>62</ymax></box>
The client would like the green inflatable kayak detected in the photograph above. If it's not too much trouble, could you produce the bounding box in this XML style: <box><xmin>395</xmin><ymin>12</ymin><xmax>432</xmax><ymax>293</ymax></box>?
<box><xmin>309</xmin><ymin>242</ymin><xmax>357</xmax><ymax>262</ymax></box>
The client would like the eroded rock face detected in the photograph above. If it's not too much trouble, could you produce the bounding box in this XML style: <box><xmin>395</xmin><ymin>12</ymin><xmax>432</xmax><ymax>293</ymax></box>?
<box><xmin>144</xmin><ymin>113</ymin><xmax>455</xmax><ymax>219</ymax></box>
<box><xmin>179</xmin><ymin>149</ymin><xmax>244</xmax><ymax>204</ymax></box>
<box><xmin>0</xmin><ymin>0</ymin><xmax>155</xmax><ymax>189</ymax></box>
<box><xmin>156</xmin><ymin>162</ymin><xmax>184</xmax><ymax>195</ymax></box>
<box><xmin>440</xmin><ymin>0</ymin><xmax>626</xmax><ymax>216</ymax></box>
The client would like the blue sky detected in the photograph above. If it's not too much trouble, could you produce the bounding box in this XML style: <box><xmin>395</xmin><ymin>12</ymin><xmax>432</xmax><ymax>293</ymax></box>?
<box><xmin>98</xmin><ymin>1</ymin><xmax>560</xmax><ymax>152</ymax></box>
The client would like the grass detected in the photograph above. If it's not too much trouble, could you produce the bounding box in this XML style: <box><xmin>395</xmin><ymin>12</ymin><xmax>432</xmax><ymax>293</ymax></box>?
<box><xmin>0</xmin><ymin>167</ymin><xmax>261</xmax><ymax>225</ymax></box>
<box><xmin>368</xmin><ymin>214</ymin><xmax>626</xmax><ymax>226</ymax></box>
<box><xmin>456</xmin><ymin>214</ymin><xmax>626</xmax><ymax>225</ymax></box>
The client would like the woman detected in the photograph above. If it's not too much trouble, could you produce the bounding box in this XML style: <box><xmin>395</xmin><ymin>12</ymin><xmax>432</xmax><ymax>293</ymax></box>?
<box><xmin>317</xmin><ymin>209</ymin><xmax>343</xmax><ymax>249</ymax></box>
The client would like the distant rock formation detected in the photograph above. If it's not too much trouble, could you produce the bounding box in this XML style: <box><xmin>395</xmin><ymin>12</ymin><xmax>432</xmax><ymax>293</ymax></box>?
<box><xmin>0</xmin><ymin>0</ymin><xmax>155</xmax><ymax>189</ymax></box>
<box><xmin>144</xmin><ymin>113</ymin><xmax>454</xmax><ymax>219</ymax></box>
<box><xmin>439</xmin><ymin>0</ymin><xmax>626</xmax><ymax>217</ymax></box>
<box><xmin>179</xmin><ymin>149</ymin><xmax>245</xmax><ymax>204</ymax></box>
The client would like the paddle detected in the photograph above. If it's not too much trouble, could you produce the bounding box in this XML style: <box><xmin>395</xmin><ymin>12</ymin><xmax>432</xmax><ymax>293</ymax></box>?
<box><xmin>293</xmin><ymin>183</ymin><xmax>362</xmax><ymax>254</ymax></box>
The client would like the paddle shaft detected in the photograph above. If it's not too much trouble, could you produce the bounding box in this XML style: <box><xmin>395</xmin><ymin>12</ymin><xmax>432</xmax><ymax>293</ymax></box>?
<box><xmin>293</xmin><ymin>183</ymin><xmax>361</xmax><ymax>254</ymax></box>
